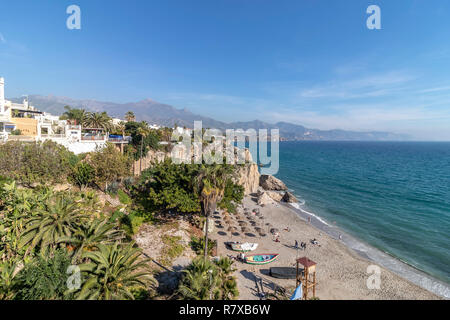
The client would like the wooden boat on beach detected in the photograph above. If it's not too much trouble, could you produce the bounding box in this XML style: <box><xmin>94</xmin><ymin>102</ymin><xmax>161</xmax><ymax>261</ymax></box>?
<box><xmin>244</xmin><ymin>253</ymin><xmax>278</xmax><ymax>265</ymax></box>
<box><xmin>230</xmin><ymin>242</ymin><xmax>258</xmax><ymax>252</ymax></box>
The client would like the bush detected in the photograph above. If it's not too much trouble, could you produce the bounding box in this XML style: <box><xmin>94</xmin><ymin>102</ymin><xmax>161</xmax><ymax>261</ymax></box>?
<box><xmin>119</xmin><ymin>211</ymin><xmax>146</xmax><ymax>235</ymax></box>
<box><xmin>87</xmin><ymin>144</ymin><xmax>131</xmax><ymax>191</ymax></box>
<box><xmin>133</xmin><ymin>160</ymin><xmax>200</xmax><ymax>214</ymax></box>
<box><xmin>0</xmin><ymin>141</ymin><xmax>76</xmax><ymax>186</ymax></box>
<box><xmin>12</xmin><ymin>250</ymin><xmax>74</xmax><ymax>300</ymax></box>
<box><xmin>161</xmin><ymin>235</ymin><xmax>184</xmax><ymax>265</ymax></box>
<box><xmin>190</xmin><ymin>236</ymin><xmax>216</xmax><ymax>256</ymax></box>
<box><xmin>10</xmin><ymin>129</ymin><xmax>21</xmax><ymax>135</ymax></box>
<box><xmin>70</xmin><ymin>162</ymin><xmax>94</xmax><ymax>189</ymax></box>
<box><xmin>117</xmin><ymin>189</ymin><xmax>132</xmax><ymax>205</ymax></box>
<box><xmin>105</xmin><ymin>181</ymin><xmax>120</xmax><ymax>195</ymax></box>
<box><xmin>218</xmin><ymin>180</ymin><xmax>244</xmax><ymax>213</ymax></box>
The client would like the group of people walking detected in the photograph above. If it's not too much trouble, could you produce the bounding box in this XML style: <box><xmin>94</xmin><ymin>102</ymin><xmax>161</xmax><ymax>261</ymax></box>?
<box><xmin>294</xmin><ymin>240</ymin><xmax>307</xmax><ymax>250</ymax></box>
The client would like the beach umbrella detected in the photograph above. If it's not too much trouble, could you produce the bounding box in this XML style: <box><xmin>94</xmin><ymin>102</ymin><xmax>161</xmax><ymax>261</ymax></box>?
<box><xmin>227</xmin><ymin>226</ymin><xmax>237</xmax><ymax>232</ymax></box>
<box><xmin>255</xmin><ymin>227</ymin><xmax>262</xmax><ymax>233</ymax></box>
<box><xmin>241</xmin><ymin>226</ymin><xmax>249</xmax><ymax>233</ymax></box>
<box><xmin>259</xmin><ymin>232</ymin><xmax>267</xmax><ymax>237</ymax></box>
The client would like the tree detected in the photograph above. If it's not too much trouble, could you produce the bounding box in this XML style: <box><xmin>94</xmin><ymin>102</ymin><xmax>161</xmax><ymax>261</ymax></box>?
<box><xmin>125</xmin><ymin>111</ymin><xmax>136</xmax><ymax>122</ymax></box>
<box><xmin>177</xmin><ymin>257</ymin><xmax>238</xmax><ymax>300</ymax></box>
<box><xmin>136</xmin><ymin>125</ymin><xmax>153</xmax><ymax>173</ymax></box>
<box><xmin>60</xmin><ymin>106</ymin><xmax>88</xmax><ymax>126</ymax></box>
<box><xmin>58</xmin><ymin>219</ymin><xmax>125</xmax><ymax>263</ymax></box>
<box><xmin>87</xmin><ymin>144</ymin><xmax>131</xmax><ymax>191</ymax></box>
<box><xmin>70</xmin><ymin>162</ymin><xmax>94</xmax><ymax>190</ymax></box>
<box><xmin>134</xmin><ymin>160</ymin><xmax>200</xmax><ymax>214</ymax></box>
<box><xmin>84</xmin><ymin>112</ymin><xmax>112</xmax><ymax>132</ymax></box>
<box><xmin>76</xmin><ymin>243</ymin><xmax>153</xmax><ymax>300</ymax></box>
<box><xmin>194</xmin><ymin>164</ymin><xmax>234</xmax><ymax>260</ymax></box>
<box><xmin>19</xmin><ymin>194</ymin><xmax>88</xmax><ymax>256</ymax></box>
<box><xmin>177</xmin><ymin>258</ymin><xmax>221</xmax><ymax>300</ymax></box>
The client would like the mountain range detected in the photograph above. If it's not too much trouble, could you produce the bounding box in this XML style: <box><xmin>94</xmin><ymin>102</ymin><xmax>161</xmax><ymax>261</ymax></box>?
<box><xmin>11</xmin><ymin>94</ymin><xmax>409</xmax><ymax>141</ymax></box>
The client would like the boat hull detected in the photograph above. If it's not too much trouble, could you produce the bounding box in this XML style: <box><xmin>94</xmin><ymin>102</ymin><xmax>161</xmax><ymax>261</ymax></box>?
<box><xmin>244</xmin><ymin>254</ymin><xmax>278</xmax><ymax>265</ymax></box>
<box><xmin>230</xmin><ymin>242</ymin><xmax>258</xmax><ymax>252</ymax></box>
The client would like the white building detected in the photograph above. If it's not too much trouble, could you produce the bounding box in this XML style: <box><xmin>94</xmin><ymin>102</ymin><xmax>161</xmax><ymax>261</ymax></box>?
<box><xmin>0</xmin><ymin>77</ymin><xmax>115</xmax><ymax>154</ymax></box>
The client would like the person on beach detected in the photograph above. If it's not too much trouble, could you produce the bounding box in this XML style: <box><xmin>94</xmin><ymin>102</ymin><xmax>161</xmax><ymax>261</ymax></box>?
<box><xmin>294</xmin><ymin>240</ymin><xmax>298</xmax><ymax>249</ymax></box>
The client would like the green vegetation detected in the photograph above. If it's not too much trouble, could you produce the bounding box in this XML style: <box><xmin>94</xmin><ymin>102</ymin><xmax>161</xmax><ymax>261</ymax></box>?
<box><xmin>161</xmin><ymin>235</ymin><xmax>184</xmax><ymax>266</ymax></box>
<box><xmin>133</xmin><ymin>160</ymin><xmax>201</xmax><ymax>214</ymax></box>
<box><xmin>190</xmin><ymin>236</ymin><xmax>216</xmax><ymax>256</ymax></box>
<box><xmin>0</xmin><ymin>181</ymin><xmax>153</xmax><ymax>300</ymax></box>
<box><xmin>0</xmin><ymin>140</ymin><xmax>75</xmax><ymax>186</ymax></box>
<box><xmin>177</xmin><ymin>257</ymin><xmax>238</xmax><ymax>300</ymax></box>
<box><xmin>218</xmin><ymin>179</ymin><xmax>244</xmax><ymax>213</ymax></box>
<box><xmin>0</xmin><ymin>109</ymin><xmax>247</xmax><ymax>300</ymax></box>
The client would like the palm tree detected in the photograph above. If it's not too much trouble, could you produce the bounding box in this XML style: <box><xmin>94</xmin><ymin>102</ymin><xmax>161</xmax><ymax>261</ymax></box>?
<box><xmin>19</xmin><ymin>194</ymin><xmax>88</xmax><ymax>256</ymax></box>
<box><xmin>194</xmin><ymin>164</ymin><xmax>234</xmax><ymax>261</ymax></box>
<box><xmin>84</xmin><ymin>112</ymin><xmax>112</xmax><ymax>132</ymax></box>
<box><xmin>75</xmin><ymin>243</ymin><xmax>153</xmax><ymax>300</ymax></box>
<box><xmin>125</xmin><ymin>111</ymin><xmax>136</xmax><ymax>122</ymax></box>
<box><xmin>60</xmin><ymin>106</ymin><xmax>88</xmax><ymax>125</ymax></box>
<box><xmin>115</xmin><ymin>121</ymin><xmax>126</xmax><ymax>137</ymax></box>
<box><xmin>137</xmin><ymin>125</ymin><xmax>150</xmax><ymax>173</ymax></box>
<box><xmin>177</xmin><ymin>258</ymin><xmax>221</xmax><ymax>300</ymax></box>
<box><xmin>58</xmin><ymin>219</ymin><xmax>125</xmax><ymax>263</ymax></box>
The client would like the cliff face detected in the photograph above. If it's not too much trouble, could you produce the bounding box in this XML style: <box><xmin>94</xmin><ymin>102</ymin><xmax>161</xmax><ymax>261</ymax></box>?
<box><xmin>133</xmin><ymin>149</ymin><xmax>168</xmax><ymax>175</ymax></box>
<box><xmin>236</xmin><ymin>162</ymin><xmax>260</xmax><ymax>195</ymax></box>
<box><xmin>133</xmin><ymin>146</ymin><xmax>260</xmax><ymax>195</ymax></box>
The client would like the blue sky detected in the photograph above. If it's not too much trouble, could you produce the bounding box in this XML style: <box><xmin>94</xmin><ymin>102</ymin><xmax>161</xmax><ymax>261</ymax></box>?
<box><xmin>1</xmin><ymin>0</ymin><xmax>450</xmax><ymax>140</ymax></box>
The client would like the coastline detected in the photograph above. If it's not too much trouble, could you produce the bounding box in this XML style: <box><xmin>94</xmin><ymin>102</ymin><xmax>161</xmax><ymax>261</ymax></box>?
<box><xmin>214</xmin><ymin>196</ymin><xmax>444</xmax><ymax>300</ymax></box>
<box><xmin>285</xmin><ymin>200</ymin><xmax>450</xmax><ymax>299</ymax></box>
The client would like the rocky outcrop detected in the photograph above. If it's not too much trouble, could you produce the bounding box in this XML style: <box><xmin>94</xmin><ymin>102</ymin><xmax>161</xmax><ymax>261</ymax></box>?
<box><xmin>266</xmin><ymin>191</ymin><xmax>284</xmax><ymax>202</ymax></box>
<box><xmin>133</xmin><ymin>149</ymin><xmax>168</xmax><ymax>175</ymax></box>
<box><xmin>235</xmin><ymin>148</ymin><xmax>260</xmax><ymax>195</ymax></box>
<box><xmin>256</xmin><ymin>191</ymin><xmax>275</xmax><ymax>206</ymax></box>
<box><xmin>281</xmin><ymin>191</ymin><xmax>298</xmax><ymax>203</ymax></box>
<box><xmin>133</xmin><ymin>144</ymin><xmax>261</xmax><ymax>195</ymax></box>
<box><xmin>260</xmin><ymin>174</ymin><xmax>288</xmax><ymax>191</ymax></box>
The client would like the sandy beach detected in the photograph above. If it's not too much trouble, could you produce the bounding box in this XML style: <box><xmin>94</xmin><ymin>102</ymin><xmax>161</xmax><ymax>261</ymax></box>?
<box><xmin>212</xmin><ymin>196</ymin><xmax>440</xmax><ymax>300</ymax></box>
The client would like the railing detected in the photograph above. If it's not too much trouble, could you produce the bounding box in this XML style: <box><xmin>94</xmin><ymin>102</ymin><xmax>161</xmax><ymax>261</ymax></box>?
<box><xmin>7</xmin><ymin>135</ymin><xmax>36</xmax><ymax>141</ymax></box>
<box><xmin>41</xmin><ymin>134</ymin><xmax>66</xmax><ymax>139</ymax></box>
<box><xmin>108</xmin><ymin>136</ymin><xmax>132</xmax><ymax>143</ymax></box>
<box><xmin>81</xmin><ymin>135</ymin><xmax>106</xmax><ymax>141</ymax></box>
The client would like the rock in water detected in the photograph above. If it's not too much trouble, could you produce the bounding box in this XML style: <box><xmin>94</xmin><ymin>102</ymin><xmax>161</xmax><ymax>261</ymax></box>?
<box><xmin>281</xmin><ymin>191</ymin><xmax>298</xmax><ymax>203</ymax></box>
<box><xmin>259</xmin><ymin>174</ymin><xmax>288</xmax><ymax>191</ymax></box>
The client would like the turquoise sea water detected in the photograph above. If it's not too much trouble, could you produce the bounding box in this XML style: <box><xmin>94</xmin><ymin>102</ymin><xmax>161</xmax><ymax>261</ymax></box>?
<box><xmin>271</xmin><ymin>141</ymin><xmax>450</xmax><ymax>290</ymax></box>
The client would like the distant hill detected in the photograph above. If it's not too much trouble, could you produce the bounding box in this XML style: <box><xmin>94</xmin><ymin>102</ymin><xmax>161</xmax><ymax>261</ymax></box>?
<box><xmin>10</xmin><ymin>94</ymin><xmax>410</xmax><ymax>141</ymax></box>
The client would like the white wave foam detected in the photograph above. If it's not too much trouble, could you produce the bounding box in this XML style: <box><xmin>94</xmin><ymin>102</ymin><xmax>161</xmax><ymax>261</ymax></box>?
<box><xmin>289</xmin><ymin>203</ymin><xmax>330</xmax><ymax>226</ymax></box>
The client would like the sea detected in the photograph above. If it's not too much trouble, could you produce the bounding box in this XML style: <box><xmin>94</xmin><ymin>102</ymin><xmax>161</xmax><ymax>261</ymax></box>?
<box><xmin>255</xmin><ymin>141</ymin><xmax>450</xmax><ymax>298</ymax></box>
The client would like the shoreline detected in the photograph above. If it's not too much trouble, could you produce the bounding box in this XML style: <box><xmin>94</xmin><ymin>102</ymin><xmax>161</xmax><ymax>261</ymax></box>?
<box><xmin>284</xmin><ymin>201</ymin><xmax>450</xmax><ymax>299</ymax></box>
<box><xmin>214</xmin><ymin>196</ymin><xmax>444</xmax><ymax>300</ymax></box>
